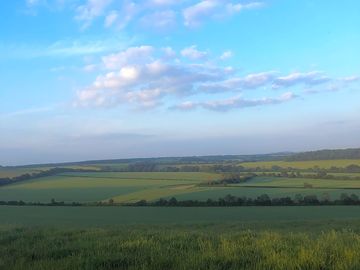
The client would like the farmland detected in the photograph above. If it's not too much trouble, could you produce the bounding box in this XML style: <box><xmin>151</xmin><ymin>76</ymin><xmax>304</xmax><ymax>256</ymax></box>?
<box><xmin>2</xmin><ymin>158</ymin><xmax>360</xmax><ymax>204</ymax></box>
<box><xmin>2</xmin><ymin>154</ymin><xmax>360</xmax><ymax>269</ymax></box>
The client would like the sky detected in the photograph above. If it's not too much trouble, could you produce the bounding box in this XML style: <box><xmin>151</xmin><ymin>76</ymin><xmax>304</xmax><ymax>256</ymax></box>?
<box><xmin>0</xmin><ymin>0</ymin><xmax>359</xmax><ymax>165</ymax></box>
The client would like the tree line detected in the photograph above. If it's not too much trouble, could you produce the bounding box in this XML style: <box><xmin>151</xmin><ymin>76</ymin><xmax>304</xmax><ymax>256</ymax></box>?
<box><xmin>2</xmin><ymin>193</ymin><xmax>360</xmax><ymax>207</ymax></box>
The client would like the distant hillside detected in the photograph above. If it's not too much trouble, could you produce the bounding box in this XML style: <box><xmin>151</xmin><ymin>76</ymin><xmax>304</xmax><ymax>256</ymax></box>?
<box><xmin>286</xmin><ymin>148</ymin><xmax>360</xmax><ymax>161</ymax></box>
<box><xmin>7</xmin><ymin>153</ymin><xmax>292</xmax><ymax>168</ymax></box>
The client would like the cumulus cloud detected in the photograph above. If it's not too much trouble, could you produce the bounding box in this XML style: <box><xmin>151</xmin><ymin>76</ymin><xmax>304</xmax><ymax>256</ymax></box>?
<box><xmin>183</xmin><ymin>0</ymin><xmax>264</xmax><ymax>27</ymax></box>
<box><xmin>76</xmin><ymin>46</ymin><xmax>229</xmax><ymax>108</ymax></box>
<box><xmin>75</xmin><ymin>45</ymin><xmax>358</xmax><ymax>111</ymax></box>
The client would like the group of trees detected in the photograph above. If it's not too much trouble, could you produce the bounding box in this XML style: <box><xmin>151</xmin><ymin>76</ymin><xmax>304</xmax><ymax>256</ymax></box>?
<box><xmin>0</xmin><ymin>198</ymin><xmax>82</xmax><ymax>206</ymax></box>
<box><xmin>286</xmin><ymin>148</ymin><xmax>360</xmax><ymax>161</ymax></box>
<box><xmin>204</xmin><ymin>173</ymin><xmax>255</xmax><ymax>186</ymax></box>
<box><xmin>126</xmin><ymin>193</ymin><xmax>360</xmax><ymax>207</ymax></box>
<box><xmin>2</xmin><ymin>193</ymin><xmax>360</xmax><ymax>207</ymax></box>
<box><xmin>259</xmin><ymin>170</ymin><xmax>360</xmax><ymax>180</ymax></box>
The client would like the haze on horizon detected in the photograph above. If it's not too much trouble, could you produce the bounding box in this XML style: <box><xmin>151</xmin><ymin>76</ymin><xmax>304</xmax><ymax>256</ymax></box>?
<box><xmin>0</xmin><ymin>0</ymin><xmax>359</xmax><ymax>166</ymax></box>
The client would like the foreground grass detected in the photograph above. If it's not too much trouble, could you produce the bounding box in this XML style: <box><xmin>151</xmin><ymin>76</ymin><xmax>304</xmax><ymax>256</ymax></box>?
<box><xmin>1</xmin><ymin>226</ymin><xmax>360</xmax><ymax>270</ymax></box>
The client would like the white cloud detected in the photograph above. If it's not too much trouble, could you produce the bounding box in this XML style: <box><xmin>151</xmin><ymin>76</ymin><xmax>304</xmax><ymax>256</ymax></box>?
<box><xmin>76</xmin><ymin>46</ymin><xmax>228</xmax><ymax>109</ymax></box>
<box><xmin>84</xmin><ymin>64</ymin><xmax>97</xmax><ymax>72</ymax></box>
<box><xmin>162</xmin><ymin>47</ymin><xmax>177</xmax><ymax>58</ymax></box>
<box><xmin>102</xmin><ymin>45</ymin><xmax>154</xmax><ymax>69</ymax></box>
<box><xmin>226</xmin><ymin>2</ymin><xmax>264</xmax><ymax>14</ymax></box>
<box><xmin>220</xmin><ymin>50</ymin><xmax>233</xmax><ymax>60</ymax></box>
<box><xmin>341</xmin><ymin>76</ymin><xmax>359</xmax><ymax>83</ymax></box>
<box><xmin>75</xmin><ymin>0</ymin><xmax>113</xmax><ymax>29</ymax></box>
<box><xmin>183</xmin><ymin>0</ymin><xmax>219</xmax><ymax>27</ymax></box>
<box><xmin>76</xmin><ymin>46</ymin><xmax>358</xmax><ymax>111</ymax></box>
<box><xmin>26</xmin><ymin>0</ymin><xmax>41</xmax><ymax>6</ymax></box>
<box><xmin>183</xmin><ymin>0</ymin><xmax>264</xmax><ymax>27</ymax></box>
<box><xmin>149</xmin><ymin>0</ymin><xmax>180</xmax><ymax>6</ymax></box>
<box><xmin>140</xmin><ymin>10</ymin><xmax>177</xmax><ymax>29</ymax></box>
<box><xmin>181</xmin><ymin>45</ymin><xmax>208</xmax><ymax>60</ymax></box>
<box><xmin>272</xmin><ymin>71</ymin><xmax>331</xmax><ymax>89</ymax></box>
<box><xmin>173</xmin><ymin>92</ymin><xmax>297</xmax><ymax>111</ymax></box>
<box><xmin>104</xmin><ymin>10</ymin><xmax>118</xmax><ymax>27</ymax></box>
<box><xmin>199</xmin><ymin>71</ymin><xmax>276</xmax><ymax>92</ymax></box>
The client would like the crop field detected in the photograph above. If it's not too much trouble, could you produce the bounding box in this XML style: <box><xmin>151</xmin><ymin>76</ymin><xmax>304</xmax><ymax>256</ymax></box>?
<box><xmin>0</xmin><ymin>172</ymin><xmax>220</xmax><ymax>203</ymax></box>
<box><xmin>2</xmin><ymin>205</ymin><xmax>360</xmax><ymax>270</ymax></box>
<box><xmin>2</xmin><ymin>224</ymin><xmax>360</xmax><ymax>270</ymax></box>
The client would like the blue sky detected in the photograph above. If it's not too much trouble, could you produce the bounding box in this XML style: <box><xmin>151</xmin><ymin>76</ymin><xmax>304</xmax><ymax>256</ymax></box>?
<box><xmin>0</xmin><ymin>0</ymin><xmax>359</xmax><ymax>165</ymax></box>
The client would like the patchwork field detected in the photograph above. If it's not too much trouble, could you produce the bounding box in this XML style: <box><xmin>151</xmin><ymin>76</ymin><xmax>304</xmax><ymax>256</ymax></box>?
<box><xmin>0</xmin><ymin>172</ymin><xmax>219</xmax><ymax>203</ymax></box>
<box><xmin>2</xmin><ymin>158</ymin><xmax>360</xmax><ymax>270</ymax></box>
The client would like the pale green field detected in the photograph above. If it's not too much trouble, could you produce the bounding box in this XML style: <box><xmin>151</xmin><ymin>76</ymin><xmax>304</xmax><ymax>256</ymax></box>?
<box><xmin>240</xmin><ymin>159</ymin><xmax>360</xmax><ymax>169</ymax></box>
<box><xmin>234</xmin><ymin>177</ymin><xmax>360</xmax><ymax>188</ymax></box>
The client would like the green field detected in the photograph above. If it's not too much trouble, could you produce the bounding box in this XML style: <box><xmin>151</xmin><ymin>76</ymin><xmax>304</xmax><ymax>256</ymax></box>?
<box><xmin>0</xmin><ymin>172</ymin><xmax>220</xmax><ymax>203</ymax></box>
<box><xmin>3</xmin><ymin>169</ymin><xmax>360</xmax><ymax>203</ymax></box>
<box><xmin>2</xmin><ymin>205</ymin><xmax>360</xmax><ymax>227</ymax></box>
<box><xmin>2</xmin><ymin>224</ymin><xmax>360</xmax><ymax>270</ymax></box>
<box><xmin>2</xmin><ymin>205</ymin><xmax>360</xmax><ymax>270</ymax></box>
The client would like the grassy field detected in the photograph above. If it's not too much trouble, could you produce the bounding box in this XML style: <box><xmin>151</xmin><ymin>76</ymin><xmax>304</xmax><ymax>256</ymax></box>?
<box><xmin>2</xmin><ymin>205</ymin><xmax>360</xmax><ymax>269</ymax></box>
<box><xmin>2</xmin><ymin>225</ymin><xmax>360</xmax><ymax>270</ymax></box>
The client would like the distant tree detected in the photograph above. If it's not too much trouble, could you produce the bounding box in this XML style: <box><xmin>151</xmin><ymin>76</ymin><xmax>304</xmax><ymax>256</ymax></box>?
<box><xmin>294</xmin><ymin>194</ymin><xmax>303</xmax><ymax>204</ymax></box>
<box><xmin>304</xmin><ymin>182</ymin><xmax>313</xmax><ymax>189</ymax></box>
<box><xmin>168</xmin><ymin>197</ymin><xmax>178</xmax><ymax>206</ymax></box>
<box><xmin>256</xmin><ymin>194</ymin><xmax>271</xmax><ymax>206</ymax></box>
